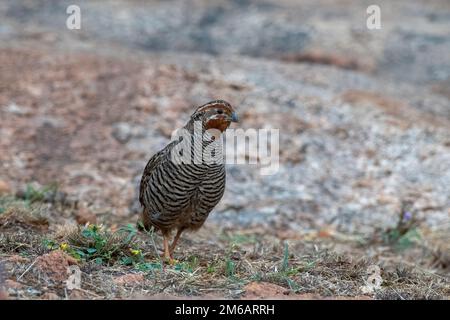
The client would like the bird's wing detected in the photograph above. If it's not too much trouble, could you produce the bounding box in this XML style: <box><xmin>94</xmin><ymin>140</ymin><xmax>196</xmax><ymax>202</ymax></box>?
<box><xmin>139</xmin><ymin>140</ymin><xmax>178</xmax><ymax>207</ymax></box>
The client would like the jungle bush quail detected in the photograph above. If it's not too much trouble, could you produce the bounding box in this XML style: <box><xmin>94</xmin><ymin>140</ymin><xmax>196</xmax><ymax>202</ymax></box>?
<box><xmin>139</xmin><ymin>100</ymin><xmax>238</xmax><ymax>260</ymax></box>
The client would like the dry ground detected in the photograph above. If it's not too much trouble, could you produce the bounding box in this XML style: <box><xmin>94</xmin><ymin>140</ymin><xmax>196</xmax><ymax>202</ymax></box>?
<box><xmin>0</xmin><ymin>187</ymin><xmax>448</xmax><ymax>300</ymax></box>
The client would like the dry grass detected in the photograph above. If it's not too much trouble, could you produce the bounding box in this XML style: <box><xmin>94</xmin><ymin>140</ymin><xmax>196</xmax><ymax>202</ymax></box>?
<box><xmin>0</xmin><ymin>193</ymin><xmax>448</xmax><ymax>300</ymax></box>
<box><xmin>0</xmin><ymin>196</ymin><xmax>49</xmax><ymax>231</ymax></box>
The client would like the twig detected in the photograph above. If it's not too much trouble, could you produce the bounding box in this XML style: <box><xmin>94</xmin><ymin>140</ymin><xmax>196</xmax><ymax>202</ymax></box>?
<box><xmin>17</xmin><ymin>258</ymin><xmax>37</xmax><ymax>281</ymax></box>
<box><xmin>391</xmin><ymin>287</ymin><xmax>405</xmax><ymax>300</ymax></box>
<box><xmin>146</xmin><ymin>227</ymin><xmax>164</xmax><ymax>273</ymax></box>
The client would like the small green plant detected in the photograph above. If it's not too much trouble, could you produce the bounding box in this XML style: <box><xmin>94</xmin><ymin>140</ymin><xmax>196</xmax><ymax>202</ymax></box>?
<box><xmin>0</xmin><ymin>196</ymin><xmax>7</xmax><ymax>215</ymax></box>
<box><xmin>22</xmin><ymin>183</ymin><xmax>58</xmax><ymax>205</ymax></box>
<box><xmin>282</xmin><ymin>242</ymin><xmax>289</xmax><ymax>272</ymax></box>
<box><xmin>391</xmin><ymin>228</ymin><xmax>421</xmax><ymax>251</ymax></box>
<box><xmin>286</xmin><ymin>278</ymin><xmax>301</xmax><ymax>293</ymax></box>
<box><xmin>135</xmin><ymin>262</ymin><xmax>163</xmax><ymax>272</ymax></box>
<box><xmin>384</xmin><ymin>201</ymin><xmax>422</xmax><ymax>250</ymax></box>
<box><xmin>225</xmin><ymin>258</ymin><xmax>235</xmax><ymax>278</ymax></box>
<box><xmin>298</xmin><ymin>260</ymin><xmax>316</xmax><ymax>273</ymax></box>
<box><xmin>174</xmin><ymin>261</ymin><xmax>195</xmax><ymax>273</ymax></box>
<box><xmin>250</xmin><ymin>272</ymin><xmax>263</xmax><ymax>281</ymax></box>
<box><xmin>61</xmin><ymin>224</ymin><xmax>138</xmax><ymax>264</ymax></box>
<box><xmin>0</xmin><ymin>196</ymin><xmax>16</xmax><ymax>215</ymax></box>
<box><xmin>207</xmin><ymin>263</ymin><xmax>216</xmax><ymax>274</ymax></box>
<box><xmin>280</xmin><ymin>242</ymin><xmax>300</xmax><ymax>275</ymax></box>
<box><xmin>119</xmin><ymin>223</ymin><xmax>139</xmax><ymax>243</ymax></box>
<box><xmin>222</xmin><ymin>233</ymin><xmax>256</xmax><ymax>245</ymax></box>
<box><xmin>42</xmin><ymin>238</ymin><xmax>59</xmax><ymax>250</ymax></box>
<box><xmin>262</xmin><ymin>242</ymin><xmax>306</xmax><ymax>290</ymax></box>
<box><xmin>188</xmin><ymin>255</ymin><xmax>199</xmax><ymax>270</ymax></box>
<box><xmin>120</xmin><ymin>248</ymin><xmax>144</xmax><ymax>265</ymax></box>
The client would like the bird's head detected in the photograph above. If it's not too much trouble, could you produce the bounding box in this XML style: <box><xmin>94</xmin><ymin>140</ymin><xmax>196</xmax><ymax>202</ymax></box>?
<box><xmin>190</xmin><ymin>100</ymin><xmax>238</xmax><ymax>133</ymax></box>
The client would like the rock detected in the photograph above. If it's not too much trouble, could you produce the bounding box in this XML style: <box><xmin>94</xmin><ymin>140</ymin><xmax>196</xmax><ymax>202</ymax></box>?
<box><xmin>112</xmin><ymin>122</ymin><xmax>132</xmax><ymax>143</ymax></box>
<box><xmin>43</xmin><ymin>190</ymin><xmax>68</xmax><ymax>204</ymax></box>
<box><xmin>6</xmin><ymin>255</ymin><xmax>29</xmax><ymax>264</ymax></box>
<box><xmin>243</xmin><ymin>282</ymin><xmax>373</xmax><ymax>300</ymax></box>
<box><xmin>0</xmin><ymin>290</ymin><xmax>7</xmax><ymax>300</ymax></box>
<box><xmin>112</xmin><ymin>122</ymin><xmax>133</xmax><ymax>143</ymax></box>
<box><xmin>135</xmin><ymin>293</ymin><xmax>222</xmax><ymax>300</ymax></box>
<box><xmin>68</xmin><ymin>289</ymin><xmax>90</xmax><ymax>300</ymax></box>
<box><xmin>40</xmin><ymin>292</ymin><xmax>60</xmax><ymax>300</ymax></box>
<box><xmin>113</xmin><ymin>273</ymin><xmax>145</xmax><ymax>286</ymax></box>
<box><xmin>4</xmin><ymin>103</ymin><xmax>31</xmax><ymax>115</ymax></box>
<box><xmin>282</xmin><ymin>49</ymin><xmax>375</xmax><ymax>72</ymax></box>
<box><xmin>112</xmin><ymin>122</ymin><xmax>146</xmax><ymax>143</ymax></box>
<box><xmin>0</xmin><ymin>180</ymin><xmax>11</xmax><ymax>195</ymax></box>
<box><xmin>74</xmin><ymin>207</ymin><xmax>97</xmax><ymax>225</ymax></box>
<box><xmin>243</xmin><ymin>282</ymin><xmax>290</xmax><ymax>299</ymax></box>
<box><xmin>5</xmin><ymin>279</ymin><xmax>23</xmax><ymax>290</ymax></box>
<box><xmin>35</xmin><ymin>250</ymin><xmax>78</xmax><ymax>283</ymax></box>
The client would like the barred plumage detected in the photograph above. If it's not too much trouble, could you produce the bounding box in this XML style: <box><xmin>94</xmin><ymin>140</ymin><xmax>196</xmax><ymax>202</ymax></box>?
<box><xmin>138</xmin><ymin>100</ymin><xmax>238</xmax><ymax>261</ymax></box>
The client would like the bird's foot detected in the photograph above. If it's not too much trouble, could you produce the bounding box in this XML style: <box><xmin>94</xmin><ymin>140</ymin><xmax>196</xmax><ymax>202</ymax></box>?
<box><xmin>160</xmin><ymin>252</ymin><xmax>177</xmax><ymax>265</ymax></box>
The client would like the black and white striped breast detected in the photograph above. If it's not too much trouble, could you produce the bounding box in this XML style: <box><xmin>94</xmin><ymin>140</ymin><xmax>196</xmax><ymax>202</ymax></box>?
<box><xmin>141</xmin><ymin>136</ymin><xmax>226</xmax><ymax>230</ymax></box>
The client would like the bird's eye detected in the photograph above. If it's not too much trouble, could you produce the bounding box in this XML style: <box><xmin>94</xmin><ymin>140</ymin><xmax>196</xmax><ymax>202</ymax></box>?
<box><xmin>217</xmin><ymin>109</ymin><xmax>223</xmax><ymax>114</ymax></box>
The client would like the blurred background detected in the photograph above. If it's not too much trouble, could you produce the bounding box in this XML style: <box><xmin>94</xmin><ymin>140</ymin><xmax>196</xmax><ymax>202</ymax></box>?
<box><xmin>0</xmin><ymin>0</ymin><xmax>449</xmax><ymax>299</ymax></box>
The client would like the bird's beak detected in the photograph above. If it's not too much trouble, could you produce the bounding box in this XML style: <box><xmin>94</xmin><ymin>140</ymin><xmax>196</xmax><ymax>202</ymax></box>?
<box><xmin>231</xmin><ymin>112</ymin><xmax>239</xmax><ymax>123</ymax></box>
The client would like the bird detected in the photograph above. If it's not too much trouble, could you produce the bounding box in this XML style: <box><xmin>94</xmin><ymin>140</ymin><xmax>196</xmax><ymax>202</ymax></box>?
<box><xmin>138</xmin><ymin>100</ymin><xmax>238</xmax><ymax>261</ymax></box>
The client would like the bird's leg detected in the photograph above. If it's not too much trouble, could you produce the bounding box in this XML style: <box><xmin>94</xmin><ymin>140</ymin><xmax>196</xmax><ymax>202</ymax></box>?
<box><xmin>169</xmin><ymin>228</ymin><xmax>185</xmax><ymax>255</ymax></box>
<box><xmin>161</xmin><ymin>234</ymin><xmax>172</xmax><ymax>262</ymax></box>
